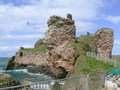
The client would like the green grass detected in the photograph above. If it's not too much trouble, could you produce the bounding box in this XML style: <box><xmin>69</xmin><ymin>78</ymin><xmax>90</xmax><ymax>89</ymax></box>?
<box><xmin>82</xmin><ymin>56</ymin><xmax>114</xmax><ymax>74</ymax></box>
<box><xmin>67</xmin><ymin>41</ymin><xmax>94</xmax><ymax>52</ymax></box>
<box><xmin>23</xmin><ymin>45</ymin><xmax>48</xmax><ymax>52</ymax></box>
<box><xmin>68</xmin><ymin>56</ymin><xmax>114</xmax><ymax>76</ymax></box>
<box><xmin>77</xmin><ymin>35</ymin><xmax>96</xmax><ymax>51</ymax></box>
<box><xmin>78</xmin><ymin>35</ymin><xmax>95</xmax><ymax>44</ymax></box>
<box><xmin>68</xmin><ymin>35</ymin><xmax>96</xmax><ymax>52</ymax></box>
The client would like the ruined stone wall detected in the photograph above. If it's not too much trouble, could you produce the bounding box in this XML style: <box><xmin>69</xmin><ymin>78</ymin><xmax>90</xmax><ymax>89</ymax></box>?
<box><xmin>95</xmin><ymin>28</ymin><xmax>114</xmax><ymax>58</ymax></box>
<box><xmin>43</xmin><ymin>14</ymin><xmax>76</xmax><ymax>47</ymax></box>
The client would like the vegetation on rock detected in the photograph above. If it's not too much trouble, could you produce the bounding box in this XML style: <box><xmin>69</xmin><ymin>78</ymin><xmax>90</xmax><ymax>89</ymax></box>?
<box><xmin>68</xmin><ymin>56</ymin><xmax>114</xmax><ymax>77</ymax></box>
<box><xmin>0</xmin><ymin>73</ymin><xmax>20</xmax><ymax>88</ymax></box>
<box><xmin>77</xmin><ymin>34</ymin><xmax>96</xmax><ymax>52</ymax></box>
<box><xmin>66</xmin><ymin>33</ymin><xmax>114</xmax><ymax>77</ymax></box>
<box><xmin>23</xmin><ymin>45</ymin><xmax>48</xmax><ymax>52</ymax></box>
<box><xmin>4</xmin><ymin>14</ymin><xmax>114</xmax><ymax>85</ymax></box>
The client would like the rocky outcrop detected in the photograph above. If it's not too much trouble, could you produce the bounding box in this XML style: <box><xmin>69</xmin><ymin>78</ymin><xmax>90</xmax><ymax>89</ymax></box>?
<box><xmin>46</xmin><ymin>42</ymin><xmax>76</xmax><ymax>78</ymax></box>
<box><xmin>95</xmin><ymin>28</ymin><xmax>114</xmax><ymax>58</ymax></box>
<box><xmin>5</xmin><ymin>14</ymin><xmax>78</xmax><ymax>79</ymax></box>
<box><xmin>5</xmin><ymin>14</ymin><xmax>114</xmax><ymax>80</ymax></box>
<box><xmin>3</xmin><ymin>56</ymin><xmax>15</xmax><ymax>70</ymax></box>
<box><xmin>43</xmin><ymin>13</ymin><xmax>76</xmax><ymax>48</ymax></box>
<box><xmin>0</xmin><ymin>73</ymin><xmax>20</xmax><ymax>88</ymax></box>
<box><xmin>14</xmin><ymin>49</ymin><xmax>48</xmax><ymax>66</ymax></box>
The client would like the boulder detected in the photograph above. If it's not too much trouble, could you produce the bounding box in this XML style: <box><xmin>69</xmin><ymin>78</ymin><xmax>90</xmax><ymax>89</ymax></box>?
<box><xmin>0</xmin><ymin>73</ymin><xmax>20</xmax><ymax>88</ymax></box>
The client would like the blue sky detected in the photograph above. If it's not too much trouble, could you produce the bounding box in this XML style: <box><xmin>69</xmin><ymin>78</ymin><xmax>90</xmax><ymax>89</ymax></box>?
<box><xmin>0</xmin><ymin>0</ymin><xmax>120</xmax><ymax>57</ymax></box>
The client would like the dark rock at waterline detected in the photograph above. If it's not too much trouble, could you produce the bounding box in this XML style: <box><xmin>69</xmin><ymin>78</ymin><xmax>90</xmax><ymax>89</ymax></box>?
<box><xmin>0</xmin><ymin>73</ymin><xmax>20</xmax><ymax>88</ymax></box>
<box><xmin>14</xmin><ymin>64</ymin><xmax>68</xmax><ymax>79</ymax></box>
<box><xmin>27</xmin><ymin>65</ymin><xmax>68</xmax><ymax>79</ymax></box>
<box><xmin>27</xmin><ymin>65</ymin><xmax>55</xmax><ymax>77</ymax></box>
<box><xmin>3</xmin><ymin>56</ymin><xmax>15</xmax><ymax>70</ymax></box>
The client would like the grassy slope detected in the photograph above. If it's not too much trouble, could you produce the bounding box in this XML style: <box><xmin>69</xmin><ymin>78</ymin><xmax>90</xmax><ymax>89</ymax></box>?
<box><xmin>77</xmin><ymin>35</ymin><xmax>96</xmax><ymax>52</ymax></box>
<box><xmin>64</xmin><ymin>55</ymin><xmax>114</xmax><ymax>90</ymax></box>
<box><xmin>68</xmin><ymin>35</ymin><xmax>115</xmax><ymax>76</ymax></box>
<box><xmin>68</xmin><ymin>55</ymin><xmax>114</xmax><ymax>76</ymax></box>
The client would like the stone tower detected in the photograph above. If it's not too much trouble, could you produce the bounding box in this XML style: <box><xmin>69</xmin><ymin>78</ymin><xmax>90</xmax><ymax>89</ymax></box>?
<box><xmin>43</xmin><ymin>14</ymin><xmax>76</xmax><ymax>47</ymax></box>
<box><xmin>95</xmin><ymin>28</ymin><xmax>114</xmax><ymax>58</ymax></box>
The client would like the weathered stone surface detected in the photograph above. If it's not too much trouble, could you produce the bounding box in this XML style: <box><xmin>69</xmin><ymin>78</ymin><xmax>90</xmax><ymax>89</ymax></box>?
<box><xmin>0</xmin><ymin>73</ymin><xmax>20</xmax><ymax>88</ymax></box>
<box><xmin>6</xmin><ymin>14</ymin><xmax>77</xmax><ymax>79</ymax></box>
<box><xmin>4</xmin><ymin>56</ymin><xmax>15</xmax><ymax>70</ymax></box>
<box><xmin>34</xmin><ymin>38</ymin><xmax>44</xmax><ymax>48</ymax></box>
<box><xmin>46</xmin><ymin>42</ymin><xmax>76</xmax><ymax>78</ymax></box>
<box><xmin>14</xmin><ymin>50</ymin><xmax>48</xmax><ymax>66</ymax></box>
<box><xmin>43</xmin><ymin>14</ymin><xmax>76</xmax><ymax>47</ymax></box>
<box><xmin>95</xmin><ymin>28</ymin><xmax>114</xmax><ymax>58</ymax></box>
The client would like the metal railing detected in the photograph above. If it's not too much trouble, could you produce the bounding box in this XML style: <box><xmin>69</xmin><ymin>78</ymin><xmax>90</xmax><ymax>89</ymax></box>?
<box><xmin>0</xmin><ymin>73</ymin><xmax>107</xmax><ymax>90</ymax></box>
<box><xmin>87</xmin><ymin>52</ymin><xmax>120</xmax><ymax>68</ymax></box>
<box><xmin>0</xmin><ymin>80</ymin><xmax>51</xmax><ymax>90</ymax></box>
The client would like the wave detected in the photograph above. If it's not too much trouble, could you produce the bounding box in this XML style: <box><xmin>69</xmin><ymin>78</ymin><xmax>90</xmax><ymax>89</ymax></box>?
<box><xmin>0</xmin><ymin>69</ymin><xmax>52</xmax><ymax>84</ymax></box>
<box><xmin>1</xmin><ymin>69</ymin><xmax>27</xmax><ymax>72</ymax></box>
<box><xmin>1</xmin><ymin>69</ymin><xmax>45</xmax><ymax>76</ymax></box>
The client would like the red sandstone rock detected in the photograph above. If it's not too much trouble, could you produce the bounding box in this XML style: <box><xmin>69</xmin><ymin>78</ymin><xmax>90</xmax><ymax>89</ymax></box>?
<box><xmin>13</xmin><ymin>14</ymin><xmax>77</xmax><ymax>79</ymax></box>
<box><xmin>95</xmin><ymin>28</ymin><xmax>114</xmax><ymax>58</ymax></box>
<box><xmin>43</xmin><ymin>14</ymin><xmax>76</xmax><ymax>47</ymax></box>
<box><xmin>47</xmin><ymin>42</ymin><xmax>76</xmax><ymax>71</ymax></box>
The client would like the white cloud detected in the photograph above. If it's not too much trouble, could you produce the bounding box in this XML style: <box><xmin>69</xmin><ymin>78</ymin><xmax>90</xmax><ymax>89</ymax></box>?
<box><xmin>106</xmin><ymin>16</ymin><xmax>120</xmax><ymax>24</ymax></box>
<box><xmin>0</xmin><ymin>0</ymin><xmax>107</xmax><ymax>56</ymax></box>
<box><xmin>0</xmin><ymin>46</ymin><xmax>12</xmax><ymax>52</ymax></box>
<box><xmin>0</xmin><ymin>34</ymin><xmax>43</xmax><ymax>40</ymax></box>
<box><xmin>76</xmin><ymin>21</ymin><xmax>96</xmax><ymax>32</ymax></box>
<box><xmin>0</xmin><ymin>0</ymin><xmax>105</xmax><ymax>32</ymax></box>
<box><xmin>0</xmin><ymin>45</ymin><xmax>33</xmax><ymax>52</ymax></box>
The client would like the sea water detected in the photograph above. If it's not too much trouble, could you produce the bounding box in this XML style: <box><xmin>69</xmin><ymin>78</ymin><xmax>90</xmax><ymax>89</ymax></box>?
<box><xmin>3</xmin><ymin>69</ymin><xmax>52</xmax><ymax>83</ymax></box>
<box><xmin>0</xmin><ymin>57</ymin><xmax>9</xmax><ymax>70</ymax></box>
<box><xmin>0</xmin><ymin>58</ymin><xmax>51</xmax><ymax>84</ymax></box>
